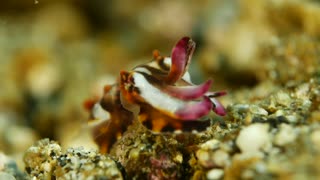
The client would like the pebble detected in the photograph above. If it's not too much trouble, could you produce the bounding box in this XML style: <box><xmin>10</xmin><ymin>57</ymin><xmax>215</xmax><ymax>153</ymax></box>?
<box><xmin>0</xmin><ymin>152</ymin><xmax>23</xmax><ymax>179</ymax></box>
<box><xmin>24</xmin><ymin>139</ymin><xmax>123</xmax><ymax>179</ymax></box>
<box><xmin>233</xmin><ymin>104</ymin><xmax>250</xmax><ymax>112</ymax></box>
<box><xmin>249</xmin><ymin>105</ymin><xmax>268</xmax><ymax>116</ymax></box>
<box><xmin>236</xmin><ymin>124</ymin><xmax>270</xmax><ymax>154</ymax></box>
<box><xmin>212</xmin><ymin>150</ymin><xmax>230</xmax><ymax>167</ymax></box>
<box><xmin>295</xmin><ymin>83</ymin><xmax>310</xmax><ymax>99</ymax></box>
<box><xmin>255</xmin><ymin>162</ymin><xmax>267</xmax><ymax>173</ymax></box>
<box><xmin>275</xmin><ymin>91</ymin><xmax>291</xmax><ymax>107</ymax></box>
<box><xmin>0</xmin><ymin>172</ymin><xmax>16</xmax><ymax>180</ymax></box>
<box><xmin>5</xmin><ymin>126</ymin><xmax>38</xmax><ymax>153</ymax></box>
<box><xmin>196</xmin><ymin>149</ymin><xmax>210</xmax><ymax>167</ymax></box>
<box><xmin>207</xmin><ymin>169</ymin><xmax>224</xmax><ymax>180</ymax></box>
<box><xmin>285</xmin><ymin>115</ymin><xmax>298</xmax><ymax>124</ymax></box>
<box><xmin>274</xmin><ymin>110</ymin><xmax>284</xmax><ymax>116</ymax></box>
<box><xmin>174</xmin><ymin>153</ymin><xmax>183</xmax><ymax>163</ymax></box>
<box><xmin>311</xmin><ymin>130</ymin><xmax>320</xmax><ymax>150</ymax></box>
<box><xmin>26</xmin><ymin>62</ymin><xmax>61</xmax><ymax>99</ymax></box>
<box><xmin>274</xmin><ymin>124</ymin><xmax>297</xmax><ymax>146</ymax></box>
<box><xmin>0</xmin><ymin>153</ymin><xmax>9</xmax><ymax>171</ymax></box>
<box><xmin>200</xmin><ymin>139</ymin><xmax>220</xmax><ymax>150</ymax></box>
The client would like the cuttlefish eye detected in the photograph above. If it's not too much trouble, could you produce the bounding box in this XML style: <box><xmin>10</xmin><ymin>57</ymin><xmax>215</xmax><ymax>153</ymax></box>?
<box><xmin>120</xmin><ymin>71</ymin><xmax>128</xmax><ymax>82</ymax></box>
<box><xmin>119</xmin><ymin>70</ymin><xmax>141</xmax><ymax>99</ymax></box>
<box><xmin>120</xmin><ymin>71</ymin><xmax>135</xmax><ymax>84</ymax></box>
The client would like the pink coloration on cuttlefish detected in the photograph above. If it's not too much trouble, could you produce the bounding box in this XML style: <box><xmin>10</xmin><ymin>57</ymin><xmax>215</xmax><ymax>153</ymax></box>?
<box><xmin>85</xmin><ymin>37</ymin><xmax>226</xmax><ymax>153</ymax></box>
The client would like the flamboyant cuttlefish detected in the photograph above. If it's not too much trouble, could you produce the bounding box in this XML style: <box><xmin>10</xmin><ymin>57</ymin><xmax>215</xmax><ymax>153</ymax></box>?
<box><xmin>85</xmin><ymin>37</ymin><xmax>226</xmax><ymax>153</ymax></box>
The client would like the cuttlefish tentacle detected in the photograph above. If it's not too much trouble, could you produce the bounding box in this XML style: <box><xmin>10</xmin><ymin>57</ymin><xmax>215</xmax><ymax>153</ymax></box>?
<box><xmin>166</xmin><ymin>37</ymin><xmax>195</xmax><ymax>84</ymax></box>
<box><xmin>164</xmin><ymin>80</ymin><xmax>213</xmax><ymax>100</ymax></box>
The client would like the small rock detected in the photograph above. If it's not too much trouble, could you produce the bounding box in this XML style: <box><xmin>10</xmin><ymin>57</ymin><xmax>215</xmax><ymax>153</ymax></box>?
<box><xmin>200</xmin><ymin>139</ymin><xmax>220</xmax><ymax>150</ymax></box>
<box><xmin>55</xmin><ymin>148</ymin><xmax>123</xmax><ymax>180</ymax></box>
<box><xmin>0</xmin><ymin>152</ymin><xmax>25</xmax><ymax>179</ymax></box>
<box><xmin>241</xmin><ymin>169</ymin><xmax>255</xmax><ymax>179</ymax></box>
<box><xmin>274</xmin><ymin>124</ymin><xmax>297</xmax><ymax>146</ymax></box>
<box><xmin>311</xmin><ymin>130</ymin><xmax>320</xmax><ymax>151</ymax></box>
<box><xmin>173</xmin><ymin>153</ymin><xmax>183</xmax><ymax>164</ymax></box>
<box><xmin>24</xmin><ymin>139</ymin><xmax>62</xmax><ymax>179</ymax></box>
<box><xmin>207</xmin><ymin>169</ymin><xmax>224</xmax><ymax>180</ymax></box>
<box><xmin>5</xmin><ymin>126</ymin><xmax>38</xmax><ymax>153</ymax></box>
<box><xmin>295</xmin><ymin>83</ymin><xmax>310</xmax><ymax>99</ymax></box>
<box><xmin>212</xmin><ymin>150</ymin><xmax>230</xmax><ymax>167</ymax></box>
<box><xmin>196</xmin><ymin>149</ymin><xmax>211</xmax><ymax>167</ymax></box>
<box><xmin>249</xmin><ymin>105</ymin><xmax>268</xmax><ymax>116</ymax></box>
<box><xmin>0</xmin><ymin>153</ymin><xmax>9</xmax><ymax>171</ymax></box>
<box><xmin>236</xmin><ymin>124</ymin><xmax>270</xmax><ymax>154</ymax></box>
<box><xmin>26</xmin><ymin>62</ymin><xmax>62</xmax><ymax>99</ymax></box>
<box><xmin>24</xmin><ymin>139</ymin><xmax>123</xmax><ymax>179</ymax></box>
<box><xmin>285</xmin><ymin>115</ymin><xmax>298</xmax><ymax>124</ymax></box>
<box><xmin>254</xmin><ymin>162</ymin><xmax>267</xmax><ymax>173</ymax></box>
<box><xmin>0</xmin><ymin>172</ymin><xmax>15</xmax><ymax>180</ymax></box>
<box><xmin>275</xmin><ymin>91</ymin><xmax>291</xmax><ymax>107</ymax></box>
<box><xmin>233</xmin><ymin>104</ymin><xmax>250</xmax><ymax>112</ymax></box>
<box><xmin>274</xmin><ymin>110</ymin><xmax>284</xmax><ymax>116</ymax></box>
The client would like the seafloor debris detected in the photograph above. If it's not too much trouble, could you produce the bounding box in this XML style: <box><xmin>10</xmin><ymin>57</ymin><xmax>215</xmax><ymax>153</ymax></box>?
<box><xmin>194</xmin><ymin>79</ymin><xmax>320</xmax><ymax>179</ymax></box>
<box><xmin>24</xmin><ymin>139</ymin><xmax>123</xmax><ymax>179</ymax></box>
<box><xmin>0</xmin><ymin>152</ymin><xmax>25</xmax><ymax>180</ymax></box>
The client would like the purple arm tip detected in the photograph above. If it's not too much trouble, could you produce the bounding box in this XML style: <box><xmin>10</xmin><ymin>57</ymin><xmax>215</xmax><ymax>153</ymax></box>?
<box><xmin>164</xmin><ymin>80</ymin><xmax>212</xmax><ymax>100</ymax></box>
<box><xmin>166</xmin><ymin>37</ymin><xmax>195</xmax><ymax>84</ymax></box>
<box><xmin>174</xmin><ymin>96</ymin><xmax>213</xmax><ymax>120</ymax></box>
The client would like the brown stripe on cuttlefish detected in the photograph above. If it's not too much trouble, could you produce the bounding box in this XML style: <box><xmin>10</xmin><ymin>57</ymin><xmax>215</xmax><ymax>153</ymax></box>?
<box><xmin>132</xmin><ymin>70</ymin><xmax>195</xmax><ymax>96</ymax></box>
<box><xmin>157</xmin><ymin>57</ymin><xmax>171</xmax><ymax>71</ymax></box>
<box><xmin>133</xmin><ymin>71</ymin><xmax>167</xmax><ymax>87</ymax></box>
<box><xmin>149</xmin><ymin>51</ymin><xmax>171</xmax><ymax>72</ymax></box>
<box><xmin>135</xmin><ymin>62</ymin><xmax>169</xmax><ymax>76</ymax></box>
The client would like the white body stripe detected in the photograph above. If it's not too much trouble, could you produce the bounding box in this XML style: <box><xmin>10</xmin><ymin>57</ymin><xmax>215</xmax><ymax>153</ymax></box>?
<box><xmin>88</xmin><ymin>103</ymin><xmax>111</xmax><ymax>127</ymax></box>
<box><xmin>134</xmin><ymin>67</ymin><xmax>152</xmax><ymax>75</ymax></box>
<box><xmin>132</xmin><ymin>72</ymin><xmax>186</xmax><ymax>114</ymax></box>
<box><xmin>163</xmin><ymin>57</ymin><xmax>172</xmax><ymax>67</ymax></box>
